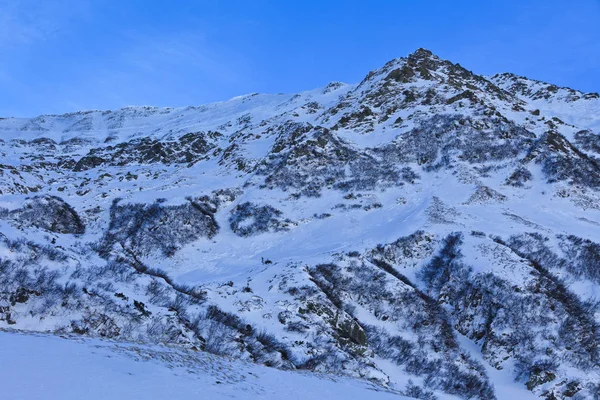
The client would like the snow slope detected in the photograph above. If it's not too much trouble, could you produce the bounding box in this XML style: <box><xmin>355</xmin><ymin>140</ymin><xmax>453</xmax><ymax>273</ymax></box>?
<box><xmin>0</xmin><ymin>331</ymin><xmax>403</xmax><ymax>400</ymax></box>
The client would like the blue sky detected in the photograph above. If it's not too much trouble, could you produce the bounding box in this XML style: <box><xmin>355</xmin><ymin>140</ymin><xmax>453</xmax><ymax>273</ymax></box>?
<box><xmin>1</xmin><ymin>0</ymin><xmax>599</xmax><ymax>117</ymax></box>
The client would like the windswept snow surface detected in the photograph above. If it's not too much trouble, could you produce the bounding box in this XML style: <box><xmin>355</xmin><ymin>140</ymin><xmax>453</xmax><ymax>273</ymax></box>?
<box><xmin>0</xmin><ymin>331</ymin><xmax>403</xmax><ymax>400</ymax></box>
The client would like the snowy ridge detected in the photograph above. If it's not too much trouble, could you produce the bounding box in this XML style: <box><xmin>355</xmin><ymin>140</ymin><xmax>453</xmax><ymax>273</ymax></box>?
<box><xmin>1</xmin><ymin>48</ymin><xmax>600</xmax><ymax>399</ymax></box>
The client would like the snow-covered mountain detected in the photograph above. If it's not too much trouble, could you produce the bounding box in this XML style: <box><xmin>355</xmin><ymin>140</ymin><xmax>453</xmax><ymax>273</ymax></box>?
<box><xmin>1</xmin><ymin>48</ymin><xmax>600</xmax><ymax>400</ymax></box>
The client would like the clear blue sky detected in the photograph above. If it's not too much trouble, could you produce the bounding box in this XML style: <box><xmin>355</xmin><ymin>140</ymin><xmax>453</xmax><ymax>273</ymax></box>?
<box><xmin>1</xmin><ymin>0</ymin><xmax>599</xmax><ymax>117</ymax></box>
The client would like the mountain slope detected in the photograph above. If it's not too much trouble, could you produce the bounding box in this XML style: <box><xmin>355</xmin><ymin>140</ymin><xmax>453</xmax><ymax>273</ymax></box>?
<box><xmin>1</xmin><ymin>49</ymin><xmax>600</xmax><ymax>399</ymax></box>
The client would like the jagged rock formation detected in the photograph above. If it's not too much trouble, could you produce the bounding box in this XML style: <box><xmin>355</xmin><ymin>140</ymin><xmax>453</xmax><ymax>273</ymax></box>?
<box><xmin>1</xmin><ymin>49</ymin><xmax>600</xmax><ymax>400</ymax></box>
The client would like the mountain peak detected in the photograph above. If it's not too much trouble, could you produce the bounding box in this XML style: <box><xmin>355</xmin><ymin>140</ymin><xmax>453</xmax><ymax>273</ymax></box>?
<box><xmin>407</xmin><ymin>47</ymin><xmax>436</xmax><ymax>60</ymax></box>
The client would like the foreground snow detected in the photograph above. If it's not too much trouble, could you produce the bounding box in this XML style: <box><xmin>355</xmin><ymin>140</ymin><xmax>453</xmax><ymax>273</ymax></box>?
<box><xmin>0</xmin><ymin>331</ymin><xmax>403</xmax><ymax>400</ymax></box>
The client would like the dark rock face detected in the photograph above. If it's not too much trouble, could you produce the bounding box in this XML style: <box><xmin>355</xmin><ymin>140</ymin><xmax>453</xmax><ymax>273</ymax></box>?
<box><xmin>4</xmin><ymin>195</ymin><xmax>85</xmax><ymax>234</ymax></box>
<box><xmin>73</xmin><ymin>155</ymin><xmax>105</xmax><ymax>172</ymax></box>
<box><xmin>30</xmin><ymin>138</ymin><xmax>57</xmax><ymax>151</ymax></box>
<box><xmin>256</xmin><ymin>123</ymin><xmax>418</xmax><ymax>196</ymax></box>
<box><xmin>73</xmin><ymin>131</ymin><xmax>222</xmax><ymax>171</ymax></box>
<box><xmin>335</xmin><ymin>313</ymin><xmax>367</xmax><ymax>346</ymax></box>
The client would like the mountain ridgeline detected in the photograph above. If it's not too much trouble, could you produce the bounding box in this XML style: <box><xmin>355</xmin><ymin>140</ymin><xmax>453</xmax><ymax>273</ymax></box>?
<box><xmin>1</xmin><ymin>49</ymin><xmax>600</xmax><ymax>400</ymax></box>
